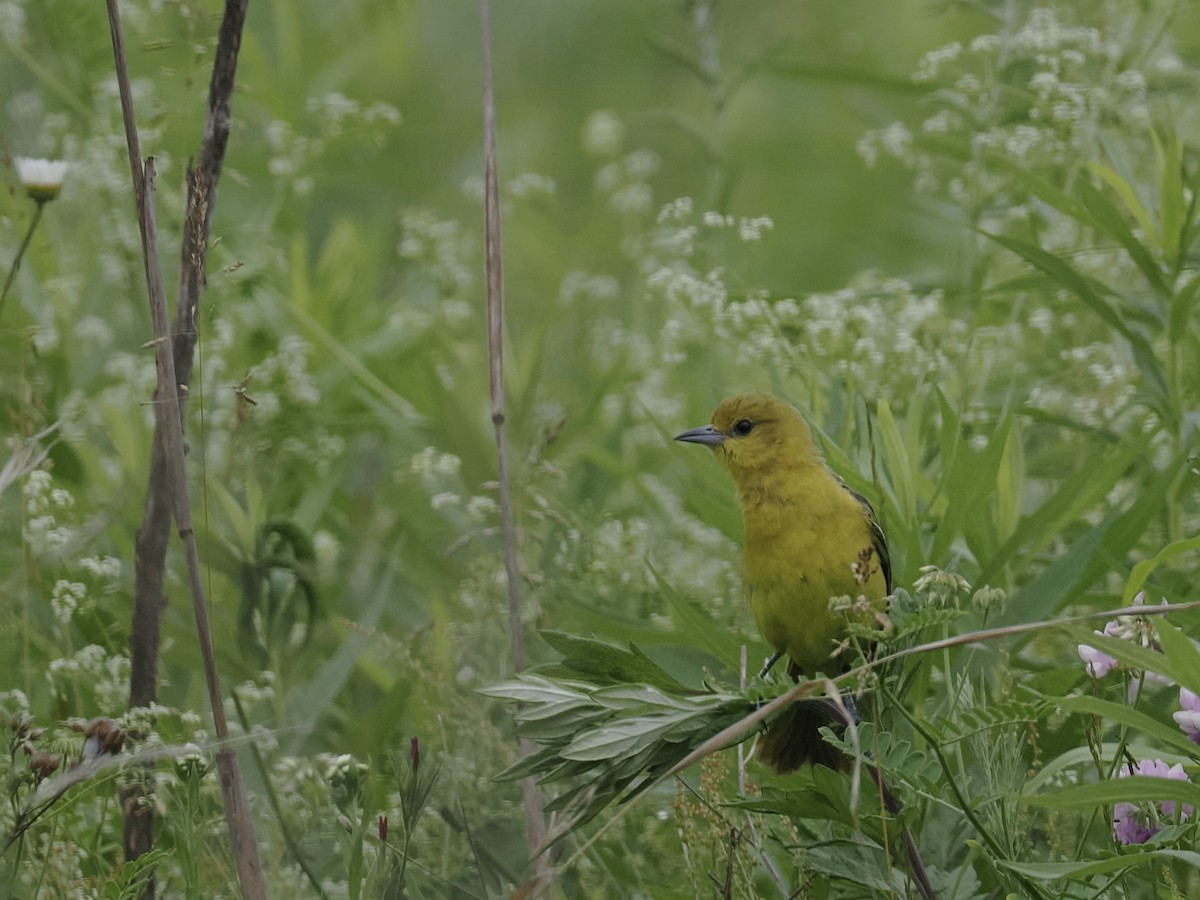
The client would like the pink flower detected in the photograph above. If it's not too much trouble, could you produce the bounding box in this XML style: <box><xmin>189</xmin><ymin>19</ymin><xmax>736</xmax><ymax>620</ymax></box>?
<box><xmin>1078</xmin><ymin>638</ymin><xmax>1117</xmax><ymax>678</ymax></box>
<box><xmin>1112</xmin><ymin>758</ymin><xmax>1193</xmax><ymax>845</ymax></box>
<box><xmin>1173</xmin><ymin>688</ymin><xmax>1200</xmax><ymax>745</ymax></box>
<box><xmin>1078</xmin><ymin>593</ymin><xmax>1171</xmax><ymax>683</ymax></box>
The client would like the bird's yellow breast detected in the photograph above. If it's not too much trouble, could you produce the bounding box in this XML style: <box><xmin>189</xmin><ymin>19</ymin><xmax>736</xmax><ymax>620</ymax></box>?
<box><xmin>739</xmin><ymin>463</ymin><xmax>886</xmax><ymax>676</ymax></box>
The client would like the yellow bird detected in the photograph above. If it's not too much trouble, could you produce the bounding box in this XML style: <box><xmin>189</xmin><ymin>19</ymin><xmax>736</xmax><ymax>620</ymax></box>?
<box><xmin>676</xmin><ymin>392</ymin><xmax>890</xmax><ymax>772</ymax></box>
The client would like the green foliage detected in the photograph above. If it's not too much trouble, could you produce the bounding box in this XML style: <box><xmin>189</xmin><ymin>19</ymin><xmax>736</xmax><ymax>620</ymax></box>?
<box><xmin>2</xmin><ymin>0</ymin><xmax>1199</xmax><ymax>897</ymax></box>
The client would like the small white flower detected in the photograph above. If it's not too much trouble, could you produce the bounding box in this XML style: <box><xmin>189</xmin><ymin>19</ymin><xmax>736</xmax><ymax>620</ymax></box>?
<box><xmin>15</xmin><ymin>157</ymin><xmax>69</xmax><ymax>202</ymax></box>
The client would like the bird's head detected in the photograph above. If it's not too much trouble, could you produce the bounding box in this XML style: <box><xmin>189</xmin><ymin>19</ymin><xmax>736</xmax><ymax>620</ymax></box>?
<box><xmin>675</xmin><ymin>393</ymin><xmax>820</xmax><ymax>484</ymax></box>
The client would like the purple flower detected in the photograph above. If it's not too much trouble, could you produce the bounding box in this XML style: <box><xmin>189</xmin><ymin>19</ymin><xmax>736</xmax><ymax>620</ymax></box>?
<box><xmin>1113</xmin><ymin>802</ymin><xmax>1156</xmax><ymax>845</ymax></box>
<box><xmin>1078</xmin><ymin>593</ymin><xmax>1172</xmax><ymax>683</ymax></box>
<box><xmin>1078</xmin><ymin>637</ymin><xmax>1117</xmax><ymax>678</ymax></box>
<box><xmin>1174</xmin><ymin>688</ymin><xmax>1200</xmax><ymax>745</ymax></box>
<box><xmin>1112</xmin><ymin>758</ymin><xmax>1193</xmax><ymax>845</ymax></box>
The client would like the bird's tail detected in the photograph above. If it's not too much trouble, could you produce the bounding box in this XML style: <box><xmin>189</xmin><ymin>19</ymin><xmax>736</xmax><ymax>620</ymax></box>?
<box><xmin>755</xmin><ymin>696</ymin><xmax>852</xmax><ymax>774</ymax></box>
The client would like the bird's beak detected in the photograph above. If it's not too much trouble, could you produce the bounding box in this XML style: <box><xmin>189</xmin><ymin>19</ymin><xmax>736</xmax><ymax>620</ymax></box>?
<box><xmin>675</xmin><ymin>424</ymin><xmax>726</xmax><ymax>446</ymax></box>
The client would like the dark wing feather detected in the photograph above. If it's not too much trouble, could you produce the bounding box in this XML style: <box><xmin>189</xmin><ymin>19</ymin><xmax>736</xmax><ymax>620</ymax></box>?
<box><xmin>844</xmin><ymin>483</ymin><xmax>892</xmax><ymax>593</ymax></box>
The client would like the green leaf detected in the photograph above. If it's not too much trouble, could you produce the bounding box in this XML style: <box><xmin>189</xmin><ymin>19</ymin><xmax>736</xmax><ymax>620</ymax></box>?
<box><xmin>1025</xmin><ymin>743</ymin><xmax>1193</xmax><ymax>796</ymax></box>
<box><xmin>537</xmin><ymin>631</ymin><xmax>694</xmax><ymax>693</ymax></box>
<box><xmin>984</xmin><ymin>230</ymin><xmax>1169</xmax><ymax>403</ymax></box>
<box><xmin>998</xmin><ymin>849</ymin><xmax>1200</xmax><ymax>881</ymax></box>
<box><xmin>1090</xmin><ymin>162</ymin><xmax>1156</xmax><ymax>247</ymax></box>
<box><xmin>1077</xmin><ymin>176</ymin><xmax>1170</xmax><ymax>297</ymax></box>
<box><xmin>997</xmin><ymin>453</ymin><xmax>1185</xmax><ymax>626</ymax></box>
<box><xmin>1019</xmin><ymin>775</ymin><xmax>1200</xmax><ymax>811</ymax></box>
<box><xmin>477</xmin><ymin>675</ymin><xmax>592</xmax><ymax>706</ymax></box>
<box><xmin>876</xmin><ymin>400</ymin><xmax>915</xmax><ymax>523</ymax></box>
<box><xmin>1156</xmin><ymin>133</ymin><xmax>1186</xmax><ymax>267</ymax></box>
<box><xmin>1155</xmin><ymin>620</ymin><xmax>1200</xmax><ymax>698</ymax></box>
<box><xmin>985</xmin><ymin>153</ymin><xmax>1089</xmax><ymax>222</ymax></box>
<box><xmin>647</xmin><ymin>562</ymin><xmax>742</xmax><ymax>670</ymax></box>
<box><xmin>994</xmin><ymin>416</ymin><xmax>1023</xmax><ymax>546</ymax></box>
<box><xmin>561</xmin><ymin>711</ymin><xmax>695</xmax><ymax>761</ymax></box>
<box><xmin>1124</xmin><ymin>534</ymin><xmax>1200</xmax><ymax>605</ymax></box>
<box><xmin>1040</xmin><ymin>694</ymin><xmax>1199</xmax><ymax>761</ymax></box>
<box><xmin>1169</xmin><ymin>277</ymin><xmax>1200</xmax><ymax>342</ymax></box>
<box><xmin>1069</xmin><ymin>627</ymin><xmax>1183</xmax><ymax>686</ymax></box>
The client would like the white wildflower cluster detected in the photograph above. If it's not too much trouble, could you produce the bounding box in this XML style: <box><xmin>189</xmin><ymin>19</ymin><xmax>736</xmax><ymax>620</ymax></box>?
<box><xmin>266</xmin><ymin>119</ymin><xmax>318</xmax><ymax>196</ymax></box>
<box><xmin>22</xmin><ymin>469</ymin><xmax>76</xmax><ymax>557</ymax></box>
<box><xmin>1026</xmin><ymin>342</ymin><xmax>1138</xmax><ymax>428</ymax></box>
<box><xmin>548</xmin><ymin>503</ymin><xmax>739</xmax><ymax>623</ymax></box>
<box><xmin>583</xmin><ymin>109</ymin><xmax>626</xmax><ymax>158</ymax></box>
<box><xmin>407</xmin><ymin>447</ymin><xmax>499</xmax><ymax>521</ymax></box>
<box><xmin>268</xmin><ymin>93</ymin><xmax>400</xmax><ymax>193</ymax></box>
<box><xmin>410</xmin><ymin>447</ymin><xmax>462</xmax><ymax>480</ymax></box>
<box><xmin>47</xmin><ymin>645</ymin><xmax>131</xmax><ymax>714</ymax></box>
<box><xmin>595</xmin><ymin>149</ymin><xmax>660</xmax><ymax>217</ymax></box>
<box><xmin>0</xmin><ymin>0</ymin><xmax>25</xmax><ymax>44</ymax></box>
<box><xmin>396</xmin><ymin>209</ymin><xmax>475</xmax><ymax>303</ymax></box>
<box><xmin>507</xmin><ymin>172</ymin><xmax>557</xmax><ymax>199</ymax></box>
<box><xmin>860</xmin><ymin>7</ymin><xmax>1162</xmax><ymax>193</ymax></box>
<box><xmin>99</xmin><ymin>351</ymin><xmax>159</xmax><ymax>430</ymax></box>
<box><xmin>0</xmin><ymin>689</ymin><xmax>30</xmax><ymax>718</ymax></box>
<box><xmin>306</xmin><ymin>91</ymin><xmax>401</xmax><ymax>136</ymax></box>
<box><xmin>253</xmin><ymin>335</ymin><xmax>322</xmax><ymax>411</ymax></box>
<box><xmin>560</xmin><ymin>270</ymin><xmax>621</xmax><ymax>305</ymax></box>
<box><xmin>50</xmin><ymin>580</ymin><xmax>87</xmax><ymax>625</ymax></box>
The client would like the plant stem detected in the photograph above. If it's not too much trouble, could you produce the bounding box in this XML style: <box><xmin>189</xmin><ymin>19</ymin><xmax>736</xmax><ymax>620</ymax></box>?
<box><xmin>0</xmin><ymin>201</ymin><xmax>45</xmax><ymax>320</ymax></box>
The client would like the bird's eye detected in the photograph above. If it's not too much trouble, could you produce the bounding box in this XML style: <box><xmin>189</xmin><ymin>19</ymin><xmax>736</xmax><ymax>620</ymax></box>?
<box><xmin>733</xmin><ymin>419</ymin><xmax>754</xmax><ymax>436</ymax></box>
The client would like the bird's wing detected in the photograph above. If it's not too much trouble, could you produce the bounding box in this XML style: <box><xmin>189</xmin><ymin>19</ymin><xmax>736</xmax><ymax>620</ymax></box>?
<box><xmin>844</xmin><ymin>483</ymin><xmax>892</xmax><ymax>594</ymax></box>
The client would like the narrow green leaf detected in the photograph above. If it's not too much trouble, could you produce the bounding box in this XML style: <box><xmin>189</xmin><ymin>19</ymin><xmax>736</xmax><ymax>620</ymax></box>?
<box><xmin>1077</xmin><ymin>177</ymin><xmax>1170</xmax><ymax>297</ymax></box>
<box><xmin>1070</xmin><ymin>627</ymin><xmax>1183</xmax><ymax>685</ymax></box>
<box><xmin>876</xmin><ymin>400</ymin><xmax>915</xmax><ymax>523</ymax></box>
<box><xmin>1024</xmin><ymin>743</ymin><xmax>1193</xmax><ymax>796</ymax></box>
<box><xmin>984</xmin><ymin>231</ymin><xmax>1137</xmax><ymax>344</ymax></box>
<box><xmin>998</xmin><ymin>849</ymin><xmax>1200</xmax><ymax>881</ymax></box>
<box><xmin>997</xmin><ymin>453</ymin><xmax>1185</xmax><ymax>626</ymax></box>
<box><xmin>1044</xmin><ymin>693</ymin><xmax>1200</xmax><ymax>760</ymax></box>
<box><xmin>1124</xmin><ymin>534</ymin><xmax>1200</xmax><ymax>605</ymax></box>
<box><xmin>1019</xmin><ymin>775</ymin><xmax>1200</xmax><ymax>811</ymax></box>
<box><xmin>647</xmin><ymin>561</ymin><xmax>742</xmax><ymax>670</ymax></box>
<box><xmin>995</xmin><ymin>416</ymin><xmax>1023</xmax><ymax>548</ymax></box>
<box><xmin>537</xmin><ymin>630</ymin><xmax>694</xmax><ymax>693</ymax></box>
<box><xmin>985</xmin><ymin>153</ymin><xmax>1089</xmax><ymax>222</ymax></box>
<box><xmin>1169</xmin><ymin>277</ymin><xmax>1200</xmax><ymax>342</ymax></box>
<box><xmin>1159</xmin><ymin>133</ymin><xmax>1185</xmax><ymax>267</ymax></box>
<box><xmin>561</xmin><ymin>712</ymin><xmax>694</xmax><ymax>762</ymax></box>
<box><xmin>1155</xmin><ymin>620</ymin><xmax>1200</xmax><ymax>698</ymax></box>
<box><xmin>477</xmin><ymin>675</ymin><xmax>591</xmax><ymax>705</ymax></box>
<box><xmin>1090</xmin><ymin>162</ymin><xmax>1156</xmax><ymax>245</ymax></box>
